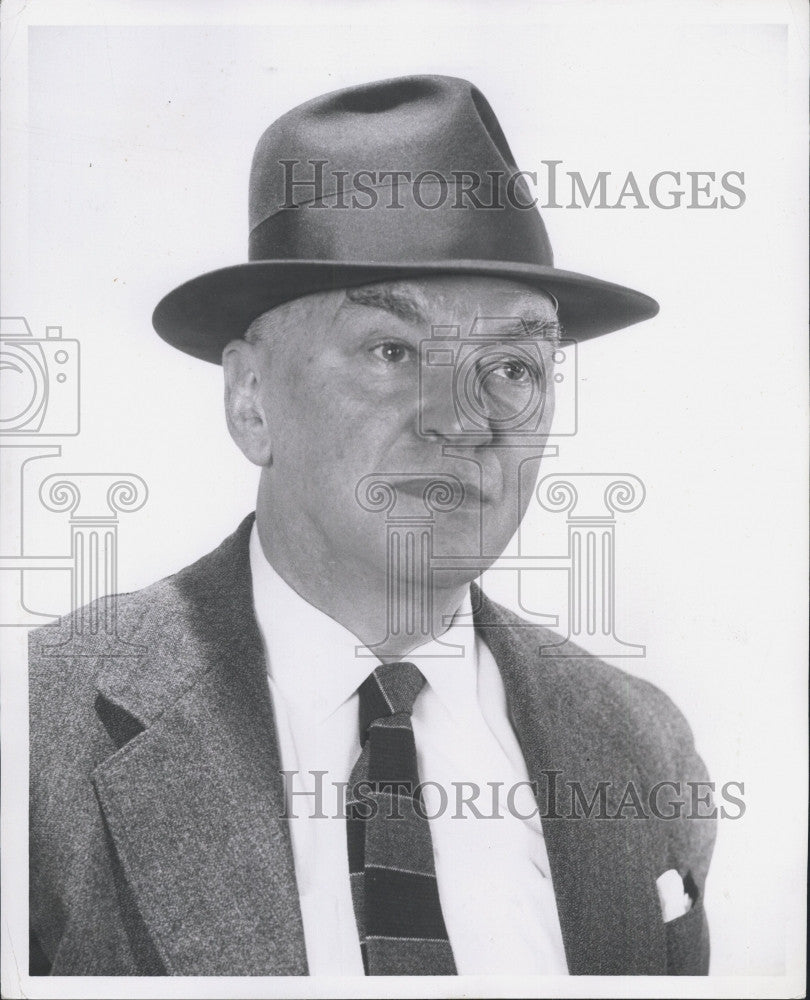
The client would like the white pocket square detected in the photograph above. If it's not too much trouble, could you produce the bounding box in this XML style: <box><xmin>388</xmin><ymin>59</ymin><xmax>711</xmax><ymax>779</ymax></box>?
<box><xmin>656</xmin><ymin>869</ymin><xmax>693</xmax><ymax>922</ymax></box>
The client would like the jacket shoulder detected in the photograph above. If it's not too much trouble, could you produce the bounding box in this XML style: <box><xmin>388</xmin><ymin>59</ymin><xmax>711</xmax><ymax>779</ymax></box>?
<box><xmin>29</xmin><ymin>513</ymin><xmax>256</xmax><ymax>659</ymax></box>
<box><xmin>29</xmin><ymin>514</ymin><xmax>257</xmax><ymax>752</ymax></box>
<box><xmin>474</xmin><ymin>586</ymin><xmax>703</xmax><ymax>768</ymax></box>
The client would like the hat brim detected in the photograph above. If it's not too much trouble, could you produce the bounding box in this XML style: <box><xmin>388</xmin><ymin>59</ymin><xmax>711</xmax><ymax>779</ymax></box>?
<box><xmin>152</xmin><ymin>259</ymin><xmax>659</xmax><ymax>364</ymax></box>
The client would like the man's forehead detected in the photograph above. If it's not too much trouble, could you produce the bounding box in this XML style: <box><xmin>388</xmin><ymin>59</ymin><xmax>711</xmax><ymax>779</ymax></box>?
<box><xmin>247</xmin><ymin>276</ymin><xmax>561</xmax><ymax>347</ymax></box>
<box><xmin>342</xmin><ymin>277</ymin><xmax>559</xmax><ymax>330</ymax></box>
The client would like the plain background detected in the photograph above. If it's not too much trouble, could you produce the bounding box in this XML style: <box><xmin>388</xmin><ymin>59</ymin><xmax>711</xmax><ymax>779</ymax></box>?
<box><xmin>1</xmin><ymin>1</ymin><xmax>807</xmax><ymax>997</ymax></box>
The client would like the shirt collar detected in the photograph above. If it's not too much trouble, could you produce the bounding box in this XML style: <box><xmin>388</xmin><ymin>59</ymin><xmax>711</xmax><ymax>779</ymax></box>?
<box><xmin>249</xmin><ymin>522</ymin><xmax>480</xmax><ymax>724</ymax></box>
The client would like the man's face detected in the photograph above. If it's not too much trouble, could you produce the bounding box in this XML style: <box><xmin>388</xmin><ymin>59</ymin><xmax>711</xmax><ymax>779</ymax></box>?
<box><xmin>232</xmin><ymin>275</ymin><xmax>559</xmax><ymax>583</ymax></box>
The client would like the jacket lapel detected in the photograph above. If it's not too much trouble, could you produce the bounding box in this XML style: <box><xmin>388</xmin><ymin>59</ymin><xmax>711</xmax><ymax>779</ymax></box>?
<box><xmin>473</xmin><ymin>586</ymin><xmax>667</xmax><ymax>975</ymax></box>
<box><xmin>91</xmin><ymin>515</ymin><xmax>307</xmax><ymax>975</ymax></box>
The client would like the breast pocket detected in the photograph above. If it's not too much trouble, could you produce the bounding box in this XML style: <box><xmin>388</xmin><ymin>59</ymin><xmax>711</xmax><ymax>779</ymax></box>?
<box><xmin>665</xmin><ymin>897</ymin><xmax>709</xmax><ymax>975</ymax></box>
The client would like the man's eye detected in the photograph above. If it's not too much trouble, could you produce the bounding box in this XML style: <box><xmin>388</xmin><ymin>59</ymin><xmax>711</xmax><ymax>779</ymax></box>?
<box><xmin>371</xmin><ymin>342</ymin><xmax>411</xmax><ymax>363</ymax></box>
<box><xmin>487</xmin><ymin>358</ymin><xmax>538</xmax><ymax>384</ymax></box>
<box><xmin>495</xmin><ymin>360</ymin><xmax>530</xmax><ymax>382</ymax></box>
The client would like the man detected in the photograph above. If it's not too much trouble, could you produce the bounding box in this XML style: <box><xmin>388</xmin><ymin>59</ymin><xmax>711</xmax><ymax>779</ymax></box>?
<box><xmin>29</xmin><ymin>75</ymin><xmax>715</xmax><ymax>976</ymax></box>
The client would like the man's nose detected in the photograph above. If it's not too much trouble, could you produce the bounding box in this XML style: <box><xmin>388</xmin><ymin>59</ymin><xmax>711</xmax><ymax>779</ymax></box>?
<box><xmin>417</xmin><ymin>365</ymin><xmax>495</xmax><ymax>444</ymax></box>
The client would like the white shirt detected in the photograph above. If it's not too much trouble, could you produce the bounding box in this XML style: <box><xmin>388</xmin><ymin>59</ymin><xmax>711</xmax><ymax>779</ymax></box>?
<box><xmin>249</xmin><ymin>524</ymin><xmax>569</xmax><ymax>976</ymax></box>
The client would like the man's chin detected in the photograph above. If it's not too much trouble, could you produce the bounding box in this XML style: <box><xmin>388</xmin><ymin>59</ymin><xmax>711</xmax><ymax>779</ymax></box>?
<box><xmin>432</xmin><ymin>510</ymin><xmax>515</xmax><ymax>559</ymax></box>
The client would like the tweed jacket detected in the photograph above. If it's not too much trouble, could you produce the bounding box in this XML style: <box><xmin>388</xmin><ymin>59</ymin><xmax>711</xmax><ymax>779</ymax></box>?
<box><xmin>29</xmin><ymin>514</ymin><xmax>715</xmax><ymax>976</ymax></box>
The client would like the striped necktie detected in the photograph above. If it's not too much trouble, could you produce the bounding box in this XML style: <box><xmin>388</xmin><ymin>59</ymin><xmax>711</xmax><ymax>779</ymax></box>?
<box><xmin>347</xmin><ymin>661</ymin><xmax>457</xmax><ymax>976</ymax></box>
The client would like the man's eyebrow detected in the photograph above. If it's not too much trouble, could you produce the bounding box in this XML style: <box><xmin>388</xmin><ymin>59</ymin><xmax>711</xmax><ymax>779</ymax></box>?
<box><xmin>497</xmin><ymin>315</ymin><xmax>563</xmax><ymax>342</ymax></box>
<box><xmin>343</xmin><ymin>285</ymin><xmax>562</xmax><ymax>342</ymax></box>
<box><xmin>344</xmin><ymin>284</ymin><xmax>428</xmax><ymax>324</ymax></box>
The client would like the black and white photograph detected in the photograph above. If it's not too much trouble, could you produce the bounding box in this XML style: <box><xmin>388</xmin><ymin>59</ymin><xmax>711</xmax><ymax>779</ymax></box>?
<box><xmin>0</xmin><ymin>1</ymin><xmax>807</xmax><ymax>997</ymax></box>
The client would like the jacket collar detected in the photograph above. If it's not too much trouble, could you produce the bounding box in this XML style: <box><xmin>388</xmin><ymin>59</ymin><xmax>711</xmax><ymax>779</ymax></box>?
<box><xmin>95</xmin><ymin>514</ymin><xmax>261</xmax><ymax>732</ymax></box>
<box><xmin>92</xmin><ymin>513</ymin><xmax>308</xmax><ymax>975</ymax></box>
<box><xmin>93</xmin><ymin>513</ymin><xmax>666</xmax><ymax>975</ymax></box>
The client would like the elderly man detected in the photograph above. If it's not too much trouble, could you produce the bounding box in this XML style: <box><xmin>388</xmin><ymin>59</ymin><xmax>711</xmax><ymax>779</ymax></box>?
<box><xmin>29</xmin><ymin>76</ymin><xmax>715</xmax><ymax>977</ymax></box>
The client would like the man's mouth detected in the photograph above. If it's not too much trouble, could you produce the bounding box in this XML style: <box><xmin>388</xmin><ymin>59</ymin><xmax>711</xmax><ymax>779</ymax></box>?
<box><xmin>394</xmin><ymin>476</ymin><xmax>489</xmax><ymax>505</ymax></box>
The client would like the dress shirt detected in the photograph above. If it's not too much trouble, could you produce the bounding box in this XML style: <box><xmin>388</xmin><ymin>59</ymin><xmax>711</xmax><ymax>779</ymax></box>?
<box><xmin>249</xmin><ymin>523</ymin><xmax>569</xmax><ymax>976</ymax></box>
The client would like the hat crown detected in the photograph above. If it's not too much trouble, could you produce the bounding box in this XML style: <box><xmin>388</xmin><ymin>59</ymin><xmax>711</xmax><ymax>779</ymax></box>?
<box><xmin>249</xmin><ymin>75</ymin><xmax>523</xmax><ymax>230</ymax></box>
<box><xmin>152</xmin><ymin>75</ymin><xmax>660</xmax><ymax>363</ymax></box>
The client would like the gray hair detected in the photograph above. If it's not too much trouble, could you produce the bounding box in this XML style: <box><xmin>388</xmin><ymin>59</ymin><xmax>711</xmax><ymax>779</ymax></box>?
<box><xmin>243</xmin><ymin>291</ymin><xmax>337</xmax><ymax>349</ymax></box>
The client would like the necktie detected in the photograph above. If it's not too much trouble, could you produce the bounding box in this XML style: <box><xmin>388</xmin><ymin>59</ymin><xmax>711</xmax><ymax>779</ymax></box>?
<box><xmin>347</xmin><ymin>662</ymin><xmax>457</xmax><ymax>976</ymax></box>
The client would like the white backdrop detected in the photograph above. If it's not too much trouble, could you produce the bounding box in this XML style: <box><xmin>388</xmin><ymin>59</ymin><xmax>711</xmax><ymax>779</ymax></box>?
<box><xmin>1</xmin><ymin>1</ymin><xmax>807</xmax><ymax>997</ymax></box>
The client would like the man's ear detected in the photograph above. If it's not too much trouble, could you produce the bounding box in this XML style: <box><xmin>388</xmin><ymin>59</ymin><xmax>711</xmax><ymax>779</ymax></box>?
<box><xmin>222</xmin><ymin>339</ymin><xmax>272</xmax><ymax>467</ymax></box>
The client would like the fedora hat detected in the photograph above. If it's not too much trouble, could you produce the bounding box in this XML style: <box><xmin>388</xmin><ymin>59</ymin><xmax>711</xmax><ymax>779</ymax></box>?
<box><xmin>152</xmin><ymin>75</ymin><xmax>658</xmax><ymax>363</ymax></box>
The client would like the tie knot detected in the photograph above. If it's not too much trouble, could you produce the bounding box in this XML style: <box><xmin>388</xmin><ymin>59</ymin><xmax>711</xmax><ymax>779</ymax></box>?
<box><xmin>357</xmin><ymin>662</ymin><xmax>425</xmax><ymax>742</ymax></box>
